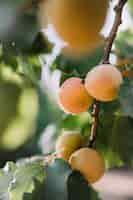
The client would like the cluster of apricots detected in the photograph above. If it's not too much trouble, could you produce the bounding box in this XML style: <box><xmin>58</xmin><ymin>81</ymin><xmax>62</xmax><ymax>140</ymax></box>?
<box><xmin>56</xmin><ymin>131</ymin><xmax>105</xmax><ymax>184</ymax></box>
<box><xmin>39</xmin><ymin>0</ymin><xmax>123</xmax><ymax>184</ymax></box>
<box><xmin>57</xmin><ymin>64</ymin><xmax>123</xmax><ymax>183</ymax></box>
<box><xmin>57</xmin><ymin>65</ymin><xmax>123</xmax><ymax>183</ymax></box>
<box><xmin>59</xmin><ymin>64</ymin><xmax>123</xmax><ymax>114</ymax></box>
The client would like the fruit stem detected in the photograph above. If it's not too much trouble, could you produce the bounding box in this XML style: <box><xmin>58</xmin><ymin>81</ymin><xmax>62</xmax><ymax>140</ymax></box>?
<box><xmin>89</xmin><ymin>101</ymin><xmax>100</xmax><ymax>147</ymax></box>
<box><xmin>88</xmin><ymin>0</ymin><xmax>127</xmax><ymax>148</ymax></box>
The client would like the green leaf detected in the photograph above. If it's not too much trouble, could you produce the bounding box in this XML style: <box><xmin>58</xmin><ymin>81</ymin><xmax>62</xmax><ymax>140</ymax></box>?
<box><xmin>119</xmin><ymin>80</ymin><xmax>133</xmax><ymax>118</ymax></box>
<box><xmin>0</xmin><ymin>162</ymin><xmax>16</xmax><ymax>199</ymax></box>
<box><xmin>44</xmin><ymin>159</ymin><xmax>72</xmax><ymax>200</ymax></box>
<box><xmin>97</xmin><ymin>110</ymin><xmax>133</xmax><ymax>168</ymax></box>
<box><xmin>128</xmin><ymin>0</ymin><xmax>133</xmax><ymax>16</ymax></box>
<box><xmin>0</xmin><ymin>82</ymin><xmax>21</xmax><ymax>136</ymax></box>
<box><xmin>53</xmin><ymin>45</ymin><xmax>104</xmax><ymax>78</ymax></box>
<box><xmin>115</xmin><ymin>30</ymin><xmax>133</xmax><ymax>59</ymax></box>
<box><xmin>23</xmin><ymin>179</ymin><xmax>45</xmax><ymax>200</ymax></box>
<box><xmin>17</xmin><ymin>56</ymin><xmax>41</xmax><ymax>83</ymax></box>
<box><xmin>96</xmin><ymin>114</ymin><xmax>124</xmax><ymax>168</ymax></box>
<box><xmin>61</xmin><ymin>112</ymin><xmax>92</xmax><ymax>133</ymax></box>
<box><xmin>68</xmin><ymin>171</ymin><xmax>101</xmax><ymax>200</ymax></box>
<box><xmin>9</xmin><ymin>162</ymin><xmax>46</xmax><ymax>200</ymax></box>
<box><xmin>44</xmin><ymin>159</ymin><xmax>100</xmax><ymax>200</ymax></box>
<box><xmin>111</xmin><ymin>116</ymin><xmax>133</xmax><ymax>165</ymax></box>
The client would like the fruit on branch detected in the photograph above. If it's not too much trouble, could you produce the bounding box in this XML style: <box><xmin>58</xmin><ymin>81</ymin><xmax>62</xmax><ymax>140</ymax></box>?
<box><xmin>40</xmin><ymin>0</ymin><xmax>108</xmax><ymax>55</ymax></box>
<box><xmin>59</xmin><ymin>77</ymin><xmax>93</xmax><ymax>114</ymax></box>
<box><xmin>69</xmin><ymin>147</ymin><xmax>105</xmax><ymax>183</ymax></box>
<box><xmin>85</xmin><ymin>64</ymin><xmax>123</xmax><ymax>102</ymax></box>
<box><xmin>55</xmin><ymin>131</ymin><xmax>85</xmax><ymax>161</ymax></box>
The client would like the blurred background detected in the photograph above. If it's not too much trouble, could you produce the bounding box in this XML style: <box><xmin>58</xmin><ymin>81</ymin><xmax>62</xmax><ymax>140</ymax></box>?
<box><xmin>0</xmin><ymin>0</ymin><xmax>133</xmax><ymax>199</ymax></box>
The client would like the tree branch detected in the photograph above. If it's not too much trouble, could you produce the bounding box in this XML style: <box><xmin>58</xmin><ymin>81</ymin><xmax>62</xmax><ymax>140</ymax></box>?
<box><xmin>89</xmin><ymin>0</ymin><xmax>127</xmax><ymax>148</ymax></box>
<box><xmin>103</xmin><ymin>0</ymin><xmax>127</xmax><ymax>64</ymax></box>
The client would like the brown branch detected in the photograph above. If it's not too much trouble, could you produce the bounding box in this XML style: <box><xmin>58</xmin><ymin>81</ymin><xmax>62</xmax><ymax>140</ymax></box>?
<box><xmin>103</xmin><ymin>0</ymin><xmax>127</xmax><ymax>64</ymax></box>
<box><xmin>89</xmin><ymin>0</ymin><xmax>127</xmax><ymax>148</ymax></box>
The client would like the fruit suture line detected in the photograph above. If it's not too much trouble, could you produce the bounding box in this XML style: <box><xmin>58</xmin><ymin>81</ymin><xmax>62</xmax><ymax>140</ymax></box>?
<box><xmin>89</xmin><ymin>0</ymin><xmax>127</xmax><ymax>148</ymax></box>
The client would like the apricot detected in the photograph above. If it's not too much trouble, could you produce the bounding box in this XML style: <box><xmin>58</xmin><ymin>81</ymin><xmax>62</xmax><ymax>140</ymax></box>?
<box><xmin>85</xmin><ymin>64</ymin><xmax>123</xmax><ymax>102</ymax></box>
<box><xmin>69</xmin><ymin>147</ymin><xmax>105</xmax><ymax>183</ymax></box>
<box><xmin>40</xmin><ymin>0</ymin><xmax>108</xmax><ymax>55</ymax></box>
<box><xmin>56</xmin><ymin>131</ymin><xmax>85</xmax><ymax>161</ymax></box>
<box><xmin>59</xmin><ymin>77</ymin><xmax>93</xmax><ymax>114</ymax></box>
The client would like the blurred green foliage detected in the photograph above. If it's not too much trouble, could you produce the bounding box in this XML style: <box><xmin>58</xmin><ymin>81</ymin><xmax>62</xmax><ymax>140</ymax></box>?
<box><xmin>0</xmin><ymin>0</ymin><xmax>132</xmax><ymax>199</ymax></box>
<box><xmin>128</xmin><ymin>0</ymin><xmax>133</xmax><ymax>16</ymax></box>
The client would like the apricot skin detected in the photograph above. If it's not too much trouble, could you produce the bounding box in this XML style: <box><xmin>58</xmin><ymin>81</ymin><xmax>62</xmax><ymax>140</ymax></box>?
<box><xmin>85</xmin><ymin>64</ymin><xmax>123</xmax><ymax>102</ymax></box>
<box><xmin>40</xmin><ymin>0</ymin><xmax>108</xmax><ymax>55</ymax></box>
<box><xmin>56</xmin><ymin>131</ymin><xmax>85</xmax><ymax>161</ymax></box>
<box><xmin>59</xmin><ymin>77</ymin><xmax>93</xmax><ymax>114</ymax></box>
<box><xmin>69</xmin><ymin>148</ymin><xmax>105</xmax><ymax>183</ymax></box>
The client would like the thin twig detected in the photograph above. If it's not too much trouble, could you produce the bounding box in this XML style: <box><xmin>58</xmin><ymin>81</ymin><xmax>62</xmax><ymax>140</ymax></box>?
<box><xmin>89</xmin><ymin>0</ymin><xmax>127</xmax><ymax>148</ymax></box>
<box><xmin>103</xmin><ymin>0</ymin><xmax>127</xmax><ymax>64</ymax></box>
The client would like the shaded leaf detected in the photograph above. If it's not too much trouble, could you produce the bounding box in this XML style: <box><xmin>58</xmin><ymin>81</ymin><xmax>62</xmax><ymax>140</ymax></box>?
<box><xmin>119</xmin><ymin>80</ymin><xmax>133</xmax><ymax>118</ymax></box>
<box><xmin>96</xmin><ymin>114</ymin><xmax>124</xmax><ymax>168</ymax></box>
<box><xmin>68</xmin><ymin>171</ymin><xmax>101</xmax><ymax>200</ymax></box>
<box><xmin>23</xmin><ymin>179</ymin><xmax>45</xmax><ymax>200</ymax></box>
<box><xmin>53</xmin><ymin>45</ymin><xmax>104</xmax><ymax>78</ymax></box>
<box><xmin>61</xmin><ymin>112</ymin><xmax>92</xmax><ymax>132</ymax></box>
<box><xmin>115</xmin><ymin>30</ymin><xmax>133</xmax><ymax>59</ymax></box>
<box><xmin>111</xmin><ymin>116</ymin><xmax>133</xmax><ymax>165</ymax></box>
<box><xmin>44</xmin><ymin>159</ymin><xmax>72</xmax><ymax>200</ymax></box>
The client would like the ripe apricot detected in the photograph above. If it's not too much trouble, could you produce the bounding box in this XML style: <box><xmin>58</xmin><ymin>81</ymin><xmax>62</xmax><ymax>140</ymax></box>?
<box><xmin>85</xmin><ymin>64</ymin><xmax>123</xmax><ymax>102</ymax></box>
<box><xmin>56</xmin><ymin>131</ymin><xmax>85</xmax><ymax>161</ymax></box>
<box><xmin>69</xmin><ymin>147</ymin><xmax>105</xmax><ymax>183</ymax></box>
<box><xmin>59</xmin><ymin>77</ymin><xmax>93</xmax><ymax>114</ymax></box>
<box><xmin>40</xmin><ymin>0</ymin><xmax>108</xmax><ymax>55</ymax></box>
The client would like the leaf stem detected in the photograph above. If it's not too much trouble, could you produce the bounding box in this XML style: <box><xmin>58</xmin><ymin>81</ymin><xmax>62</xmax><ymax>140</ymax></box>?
<box><xmin>89</xmin><ymin>0</ymin><xmax>127</xmax><ymax>148</ymax></box>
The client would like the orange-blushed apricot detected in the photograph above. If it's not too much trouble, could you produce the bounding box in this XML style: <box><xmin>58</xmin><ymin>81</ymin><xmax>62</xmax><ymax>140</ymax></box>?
<box><xmin>40</xmin><ymin>0</ymin><xmax>108</xmax><ymax>56</ymax></box>
<box><xmin>85</xmin><ymin>64</ymin><xmax>123</xmax><ymax>102</ymax></box>
<box><xmin>59</xmin><ymin>77</ymin><xmax>93</xmax><ymax>114</ymax></box>
<box><xmin>69</xmin><ymin>147</ymin><xmax>105</xmax><ymax>183</ymax></box>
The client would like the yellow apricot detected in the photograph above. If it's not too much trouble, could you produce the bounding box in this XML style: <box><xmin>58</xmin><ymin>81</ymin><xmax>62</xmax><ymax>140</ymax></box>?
<box><xmin>85</xmin><ymin>64</ymin><xmax>123</xmax><ymax>102</ymax></box>
<box><xmin>59</xmin><ymin>77</ymin><xmax>93</xmax><ymax>114</ymax></box>
<box><xmin>69</xmin><ymin>147</ymin><xmax>105</xmax><ymax>183</ymax></box>
<box><xmin>40</xmin><ymin>0</ymin><xmax>108</xmax><ymax>55</ymax></box>
<box><xmin>56</xmin><ymin>131</ymin><xmax>85</xmax><ymax>161</ymax></box>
